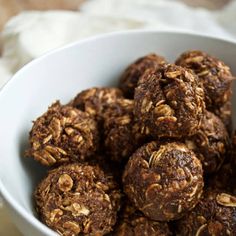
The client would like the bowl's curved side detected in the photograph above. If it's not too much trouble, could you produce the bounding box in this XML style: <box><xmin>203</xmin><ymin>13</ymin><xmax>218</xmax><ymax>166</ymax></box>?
<box><xmin>0</xmin><ymin>30</ymin><xmax>236</xmax><ymax>236</ymax></box>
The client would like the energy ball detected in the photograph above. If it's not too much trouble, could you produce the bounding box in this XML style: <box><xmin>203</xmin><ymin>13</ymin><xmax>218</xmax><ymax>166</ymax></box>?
<box><xmin>119</xmin><ymin>54</ymin><xmax>167</xmax><ymax>98</ymax></box>
<box><xmin>176</xmin><ymin>50</ymin><xmax>234</xmax><ymax>109</ymax></box>
<box><xmin>213</xmin><ymin>101</ymin><xmax>232</xmax><ymax>135</ymax></box>
<box><xmin>176</xmin><ymin>190</ymin><xmax>236</xmax><ymax>236</ymax></box>
<box><xmin>35</xmin><ymin>163</ymin><xmax>121</xmax><ymax>236</ymax></box>
<box><xmin>207</xmin><ymin>162</ymin><xmax>236</xmax><ymax>195</ymax></box>
<box><xmin>103</xmin><ymin>98</ymin><xmax>148</xmax><ymax>163</ymax></box>
<box><xmin>134</xmin><ymin>64</ymin><xmax>205</xmax><ymax>138</ymax></box>
<box><xmin>123</xmin><ymin>141</ymin><xmax>204</xmax><ymax>221</ymax></box>
<box><xmin>28</xmin><ymin>102</ymin><xmax>99</xmax><ymax>166</ymax></box>
<box><xmin>114</xmin><ymin>201</ymin><xmax>172</xmax><ymax>236</ymax></box>
<box><xmin>185</xmin><ymin>111</ymin><xmax>229</xmax><ymax>174</ymax></box>
<box><xmin>71</xmin><ymin>87</ymin><xmax>123</xmax><ymax>122</ymax></box>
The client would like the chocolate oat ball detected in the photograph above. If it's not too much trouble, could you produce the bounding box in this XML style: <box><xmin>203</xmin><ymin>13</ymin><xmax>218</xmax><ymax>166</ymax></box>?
<box><xmin>71</xmin><ymin>87</ymin><xmax>123</xmax><ymax>122</ymax></box>
<box><xmin>103</xmin><ymin>98</ymin><xmax>147</xmax><ymax>163</ymax></box>
<box><xmin>213</xmin><ymin>101</ymin><xmax>232</xmax><ymax>135</ymax></box>
<box><xmin>176</xmin><ymin>50</ymin><xmax>233</xmax><ymax>110</ymax></box>
<box><xmin>176</xmin><ymin>190</ymin><xmax>236</xmax><ymax>236</ymax></box>
<box><xmin>123</xmin><ymin>141</ymin><xmax>204</xmax><ymax>221</ymax></box>
<box><xmin>28</xmin><ymin>102</ymin><xmax>99</xmax><ymax>166</ymax></box>
<box><xmin>35</xmin><ymin>163</ymin><xmax>121</xmax><ymax>236</ymax></box>
<box><xmin>134</xmin><ymin>64</ymin><xmax>205</xmax><ymax>138</ymax></box>
<box><xmin>114</xmin><ymin>201</ymin><xmax>172</xmax><ymax>236</ymax></box>
<box><xmin>185</xmin><ymin>111</ymin><xmax>229</xmax><ymax>174</ymax></box>
<box><xmin>119</xmin><ymin>54</ymin><xmax>167</xmax><ymax>98</ymax></box>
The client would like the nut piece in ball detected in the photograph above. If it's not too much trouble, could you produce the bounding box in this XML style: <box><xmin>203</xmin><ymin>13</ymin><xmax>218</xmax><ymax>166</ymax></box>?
<box><xmin>114</xmin><ymin>200</ymin><xmax>172</xmax><ymax>236</ymax></box>
<box><xmin>104</xmin><ymin>98</ymin><xmax>148</xmax><ymax>163</ymax></box>
<box><xmin>134</xmin><ymin>64</ymin><xmax>205</xmax><ymax>138</ymax></box>
<box><xmin>123</xmin><ymin>141</ymin><xmax>204</xmax><ymax>221</ymax></box>
<box><xmin>185</xmin><ymin>111</ymin><xmax>229</xmax><ymax>174</ymax></box>
<box><xmin>176</xmin><ymin>190</ymin><xmax>236</xmax><ymax>236</ymax></box>
<box><xmin>34</xmin><ymin>163</ymin><xmax>121</xmax><ymax>236</ymax></box>
<box><xmin>119</xmin><ymin>54</ymin><xmax>167</xmax><ymax>98</ymax></box>
<box><xmin>71</xmin><ymin>87</ymin><xmax>123</xmax><ymax>122</ymax></box>
<box><xmin>176</xmin><ymin>50</ymin><xmax>234</xmax><ymax>109</ymax></box>
<box><xmin>27</xmin><ymin>101</ymin><xmax>99</xmax><ymax>166</ymax></box>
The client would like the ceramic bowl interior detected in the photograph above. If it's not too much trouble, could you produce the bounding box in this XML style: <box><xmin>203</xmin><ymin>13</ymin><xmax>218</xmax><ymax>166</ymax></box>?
<box><xmin>0</xmin><ymin>31</ymin><xmax>236</xmax><ymax>236</ymax></box>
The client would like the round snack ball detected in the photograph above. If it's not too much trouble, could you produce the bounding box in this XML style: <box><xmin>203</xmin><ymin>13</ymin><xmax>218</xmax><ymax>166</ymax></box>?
<box><xmin>28</xmin><ymin>101</ymin><xmax>99</xmax><ymax>166</ymax></box>
<box><xmin>185</xmin><ymin>111</ymin><xmax>229</xmax><ymax>174</ymax></box>
<box><xmin>71</xmin><ymin>87</ymin><xmax>123</xmax><ymax>122</ymax></box>
<box><xmin>134</xmin><ymin>64</ymin><xmax>205</xmax><ymax>138</ymax></box>
<box><xmin>119</xmin><ymin>54</ymin><xmax>167</xmax><ymax>98</ymax></box>
<box><xmin>114</xmin><ymin>201</ymin><xmax>172</xmax><ymax>236</ymax></box>
<box><xmin>176</xmin><ymin>50</ymin><xmax>233</xmax><ymax>109</ymax></box>
<box><xmin>123</xmin><ymin>141</ymin><xmax>204</xmax><ymax>221</ymax></box>
<box><xmin>35</xmin><ymin>163</ymin><xmax>121</xmax><ymax>236</ymax></box>
<box><xmin>213</xmin><ymin>101</ymin><xmax>232</xmax><ymax>135</ymax></box>
<box><xmin>207</xmin><ymin>162</ymin><xmax>236</xmax><ymax>195</ymax></box>
<box><xmin>104</xmin><ymin>98</ymin><xmax>148</xmax><ymax>163</ymax></box>
<box><xmin>176</xmin><ymin>190</ymin><xmax>236</xmax><ymax>236</ymax></box>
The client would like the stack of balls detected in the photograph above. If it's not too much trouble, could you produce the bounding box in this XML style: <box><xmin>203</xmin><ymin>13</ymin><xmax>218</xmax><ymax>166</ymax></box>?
<box><xmin>27</xmin><ymin>50</ymin><xmax>236</xmax><ymax>236</ymax></box>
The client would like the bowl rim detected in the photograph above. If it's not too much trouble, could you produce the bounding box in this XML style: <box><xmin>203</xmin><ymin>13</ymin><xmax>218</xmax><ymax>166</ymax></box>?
<box><xmin>0</xmin><ymin>29</ymin><xmax>236</xmax><ymax>235</ymax></box>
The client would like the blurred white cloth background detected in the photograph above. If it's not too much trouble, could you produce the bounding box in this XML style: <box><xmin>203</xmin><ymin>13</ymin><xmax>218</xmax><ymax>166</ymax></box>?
<box><xmin>0</xmin><ymin>0</ymin><xmax>236</xmax><ymax>235</ymax></box>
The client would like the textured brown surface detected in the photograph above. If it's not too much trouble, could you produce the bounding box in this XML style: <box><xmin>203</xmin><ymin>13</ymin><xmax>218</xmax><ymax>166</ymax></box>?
<box><xmin>206</xmin><ymin>131</ymin><xmax>236</xmax><ymax>194</ymax></box>
<box><xmin>185</xmin><ymin>111</ymin><xmax>229</xmax><ymax>174</ymax></box>
<box><xmin>103</xmin><ymin>98</ymin><xmax>148</xmax><ymax>163</ymax></box>
<box><xmin>119</xmin><ymin>54</ymin><xmax>167</xmax><ymax>98</ymax></box>
<box><xmin>207</xmin><ymin>161</ymin><xmax>236</xmax><ymax>195</ymax></box>
<box><xmin>134</xmin><ymin>64</ymin><xmax>205</xmax><ymax>138</ymax></box>
<box><xmin>114</xmin><ymin>200</ymin><xmax>172</xmax><ymax>236</ymax></box>
<box><xmin>34</xmin><ymin>163</ymin><xmax>121</xmax><ymax>236</ymax></box>
<box><xmin>71</xmin><ymin>87</ymin><xmax>123</xmax><ymax>123</ymax></box>
<box><xmin>123</xmin><ymin>141</ymin><xmax>204</xmax><ymax>221</ymax></box>
<box><xmin>27</xmin><ymin>101</ymin><xmax>99</xmax><ymax>166</ymax></box>
<box><xmin>176</xmin><ymin>50</ymin><xmax>234</xmax><ymax>110</ymax></box>
<box><xmin>176</xmin><ymin>190</ymin><xmax>236</xmax><ymax>236</ymax></box>
<box><xmin>213</xmin><ymin>101</ymin><xmax>232</xmax><ymax>135</ymax></box>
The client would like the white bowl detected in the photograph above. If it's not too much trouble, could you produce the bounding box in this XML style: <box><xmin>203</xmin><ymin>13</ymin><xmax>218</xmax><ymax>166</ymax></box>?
<box><xmin>0</xmin><ymin>30</ymin><xmax>236</xmax><ymax>236</ymax></box>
